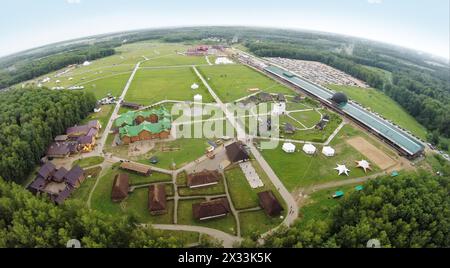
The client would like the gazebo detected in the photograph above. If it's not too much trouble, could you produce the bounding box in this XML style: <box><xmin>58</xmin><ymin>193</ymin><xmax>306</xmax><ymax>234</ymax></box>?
<box><xmin>282</xmin><ymin>142</ymin><xmax>296</xmax><ymax>153</ymax></box>
<box><xmin>302</xmin><ymin>144</ymin><xmax>316</xmax><ymax>155</ymax></box>
<box><xmin>322</xmin><ymin>146</ymin><xmax>335</xmax><ymax>157</ymax></box>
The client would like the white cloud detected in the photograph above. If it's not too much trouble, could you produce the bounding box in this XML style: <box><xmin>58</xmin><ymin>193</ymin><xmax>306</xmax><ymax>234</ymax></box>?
<box><xmin>66</xmin><ymin>0</ymin><xmax>81</xmax><ymax>4</ymax></box>
<box><xmin>367</xmin><ymin>0</ymin><xmax>383</xmax><ymax>4</ymax></box>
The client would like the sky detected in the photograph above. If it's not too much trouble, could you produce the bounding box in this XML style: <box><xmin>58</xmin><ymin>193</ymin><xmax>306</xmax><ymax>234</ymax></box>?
<box><xmin>0</xmin><ymin>0</ymin><xmax>449</xmax><ymax>59</ymax></box>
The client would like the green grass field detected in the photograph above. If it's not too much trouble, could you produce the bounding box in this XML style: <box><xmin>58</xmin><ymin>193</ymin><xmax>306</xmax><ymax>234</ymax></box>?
<box><xmin>71</xmin><ymin>166</ymin><xmax>102</xmax><ymax>202</ymax></box>
<box><xmin>136</xmin><ymin>138</ymin><xmax>210</xmax><ymax>170</ymax></box>
<box><xmin>298</xmin><ymin>184</ymin><xmax>359</xmax><ymax>226</ymax></box>
<box><xmin>225</xmin><ymin>160</ymin><xmax>288</xmax><ymax>212</ymax></box>
<box><xmin>80</xmin><ymin>104</ymin><xmax>114</xmax><ymax>133</ymax></box>
<box><xmin>141</xmin><ymin>54</ymin><xmax>208</xmax><ymax>67</ymax></box>
<box><xmin>91</xmin><ymin>164</ymin><xmax>174</xmax><ymax>224</ymax></box>
<box><xmin>125</xmin><ymin>67</ymin><xmax>214</xmax><ymax>105</ymax></box>
<box><xmin>178</xmin><ymin>179</ymin><xmax>226</xmax><ymax>196</ymax></box>
<box><xmin>177</xmin><ymin>198</ymin><xmax>237</xmax><ymax>235</ymax></box>
<box><xmin>72</xmin><ymin>156</ymin><xmax>105</xmax><ymax>168</ymax></box>
<box><xmin>327</xmin><ymin>85</ymin><xmax>427</xmax><ymax>140</ymax></box>
<box><xmin>239</xmin><ymin>210</ymin><xmax>283</xmax><ymax>237</ymax></box>
<box><xmin>198</xmin><ymin>64</ymin><xmax>294</xmax><ymax>102</ymax></box>
<box><xmin>275</xmin><ymin>112</ymin><xmax>342</xmax><ymax>143</ymax></box>
<box><xmin>288</xmin><ymin>110</ymin><xmax>322</xmax><ymax>128</ymax></box>
<box><xmin>129</xmin><ymin>171</ymin><xmax>172</xmax><ymax>185</ymax></box>
<box><xmin>261</xmin><ymin>124</ymin><xmax>381</xmax><ymax>191</ymax></box>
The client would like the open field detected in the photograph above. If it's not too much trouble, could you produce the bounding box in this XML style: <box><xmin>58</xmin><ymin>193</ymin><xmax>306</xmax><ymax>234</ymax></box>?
<box><xmin>347</xmin><ymin>136</ymin><xmax>396</xmax><ymax>169</ymax></box>
<box><xmin>260</xmin><ymin>124</ymin><xmax>382</xmax><ymax>191</ymax></box>
<box><xmin>327</xmin><ymin>85</ymin><xmax>427</xmax><ymax>140</ymax></box>
<box><xmin>239</xmin><ymin>210</ymin><xmax>283</xmax><ymax>237</ymax></box>
<box><xmin>125</xmin><ymin>67</ymin><xmax>214</xmax><ymax>105</ymax></box>
<box><xmin>91</xmin><ymin>164</ymin><xmax>174</xmax><ymax>223</ymax></box>
<box><xmin>72</xmin><ymin>156</ymin><xmax>105</xmax><ymax>168</ymax></box>
<box><xmin>198</xmin><ymin>64</ymin><xmax>294</xmax><ymax>102</ymax></box>
<box><xmin>71</xmin><ymin>166</ymin><xmax>102</xmax><ymax>202</ymax></box>
<box><xmin>298</xmin><ymin>184</ymin><xmax>359</xmax><ymax>226</ymax></box>
<box><xmin>80</xmin><ymin>104</ymin><xmax>114</xmax><ymax>133</ymax></box>
<box><xmin>288</xmin><ymin>110</ymin><xmax>322</xmax><ymax>128</ymax></box>
<box><xmin>274</xmin><ymin>112</ymin><xmax>342</xmax><ymax>142</ymax></box>
<box><xmin>141</xmin><ymin>54</ymin><xmax>208</xmax><ymax>67</ymax></box>
<box><xmin>136</xmin><ymin>138</ymin><xmax>210</xmax><ymax>169</ymax></box>
<box><xmin>177</xmin><ymin>198</ymin><xmax>237</xmax><ymax>235</ymax></box>
<box><xmin>225</xmin><ymin>160</ymin><xmax>288</xmax><ymax>213</ymax></box>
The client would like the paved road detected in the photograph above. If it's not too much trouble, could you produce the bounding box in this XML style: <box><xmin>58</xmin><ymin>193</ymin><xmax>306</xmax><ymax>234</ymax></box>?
<box><xmin>152</xmin><ymin>224</ymin><xmax>242</xmax><ymax>248</ymax></box>
<box><xmin>193</xmin><ymin>66</ymin><xmax>299</xmax><ymax>238</ymax></box>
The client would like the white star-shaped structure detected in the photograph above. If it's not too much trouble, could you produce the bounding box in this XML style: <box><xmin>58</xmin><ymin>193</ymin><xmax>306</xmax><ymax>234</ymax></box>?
<box><xmin>334</xmin><ymin>164</ymin><xmax>350</xmax><ymax>176</ymax></box>
<box><xmin>356</xmin><ymin>160</ymin><xmax>372</xmax><ymax>173</ymax></box>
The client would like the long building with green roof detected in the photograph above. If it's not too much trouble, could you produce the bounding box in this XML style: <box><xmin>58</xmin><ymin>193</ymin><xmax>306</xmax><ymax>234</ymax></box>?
<box><xmin>115</xmin><ymin>106</ymin><xmax>172</xmax><ymax>144</ymax></box>
<box><xmin>115</xmin><ymin>106</ymin><xmax>171</xmax><ymax>128</ymax></box>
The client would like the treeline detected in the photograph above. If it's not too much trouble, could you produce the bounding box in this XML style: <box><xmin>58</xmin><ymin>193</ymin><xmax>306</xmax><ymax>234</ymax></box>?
<box><xmin>0</xmin><ymin>45</ymin><xmax>116</xmax><ymax>89</ymax></box>
<box><xmin>0</xmin><ymin>88</ymin><xmax>97</xmax><ymax>183</ymax></box>
<box><xmin>242</xmin><ymin>173</ymin><xmax>449</xmax><ymax>248</ymax></box>
<box><xmin>0</xmin><ymin>178</ymin><xmax>184</xmax><ymax>247</ymax></box>
<box><xmin>246</xmin><ymin>42</ymin><xmax>450</xmax><ymax>142</ymax></box>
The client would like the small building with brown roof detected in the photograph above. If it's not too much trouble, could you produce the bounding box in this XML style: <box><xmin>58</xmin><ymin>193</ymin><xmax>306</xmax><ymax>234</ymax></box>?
<box><xmin>257</xmin><ymin>191</ymin><xmax>283</xmax><ymax>217</ymax></box>
<box><xmin>54</xmin><ymin>135</ymin><xmax>68</xmax><ymax>142</ymax></box>
<box><xmin>192</xmin><ymin>198</ymin><xmax>230</xmax><ymax>221</ymax></box>
<box><xmin>38</xmin><ymin>162</ymin><xmax>56</xmax><ymax>180</ymax></box>
<box><xmin>225</xmin><ymin>142</ymin><xmax>250</xmax><ymax>163</ymax></box>
<box><xmin>64</xmin><ymin>165</ymin><xmax>85</xmax><ymax>188</ymax></box>
<box><xmin>111</xmin><ymin>173</ymin><xmax>129</xmax><ymax>202</ymax></box>
<box><xmin>88</xmin><ymin>120</ymin><xmax>101</xmax><ymax>130</ymax></box>
<box><xmin>121</xmin><ymin>102</ymin><xmax>142</xmax><ymax>110</ymax></box>
<box><xmin>66</xmin><ymin>125</ymin><xmax>91</xmax><ymax>138</ymax></box>
<box><xmin>148</xmin><ymin>184</ymin><xmax>167</xmax><ymax>215</ymax></box>
<box><xmin>54</xmin><ymin>186</ymin><xmax>74</xmax><ymax>205</ymax></box>
<box><xmin>119</xmin><ymin>162</ymin><xmax>152</xmax><ymax>176</ymax></box>
<box><xmin>47</xmin><ymin>142</ymin><xmax>71</xmax><ymax>158</ymax></box>
<box><xmin>53</xmin><ymin>167</ymin><xmax>68</xmax><ymax>183</ymax></box>
<box><xmin>27</xmin><ymin>177</ymin><xmax>47</xmax><ymax>194</ymax></box>
<box><xmin>187</xmin><ymin>170</ymin><xmax>221</xmax><ymax>188</ymax></box>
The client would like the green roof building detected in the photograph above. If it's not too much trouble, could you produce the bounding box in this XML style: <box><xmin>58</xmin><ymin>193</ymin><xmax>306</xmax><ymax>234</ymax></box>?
<box><xmin>114</xmin><ymin>106</ymin><xmax>171</xmax><ymax>128</ymax></box>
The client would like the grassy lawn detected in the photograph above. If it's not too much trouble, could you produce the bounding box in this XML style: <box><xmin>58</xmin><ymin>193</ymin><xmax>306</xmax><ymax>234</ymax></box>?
<box><xmin>125</xmin><ymin>67</ymin><xmax>214</xmax><ymax>105</ymax></box>
<box><xmin>129</xmin><ymin>171</ymin><xmax>172</xmax><ymax>185</ymax></box>
<box><xmin>288</xmin><ymin>110</ymin><xmax>322</xmax><ymax>128</ymax></box>
<box><xmin>198</xmin><ymin>64</ymin><xmax>294</xmax><ymax>102</ymax></box>
<box><xmin>327</xmin><ymin>85</ymin><xmax>427</xmax><ymax>140</ymax></box>
<box><xmin>81</xmin><ymin>72</ymin><xmax>131</xmax><ymax>99</ymax></box>
<box><xmin>225</xmin><ymin>160</ymin><xmax>288</xmax><ymax>212</ymax></box>
<box><xmin>91</xmin><ymin>164</ymin><xmax>174</xmax><ymax>224</ymax></box>
<box><xmin>159</xmin><ymin>230</ymin><xmax>200</xmax><ymax>245</ymax></box>
<box><xmin>224</xmin><ymin>167</ymin><xmax>260</xmax><ymax>209</ymax></box>
<box><xmin>72</xmin><ymin>156</ymin><xmax>105</xmax><ymax>168</ymax></box>
<box><xmin>80</xmin><ymin>104</ymin><xmax>114</xmax><ymax>134</ymax></box>
<box><xmin>260</xmin><ymin>124</ymin><xmax>381</xmax><ymax>191</ymax></box>
<box><xmin>71</xmin><ymin>166</ymin><xmax>102</xmax><ymax>202</ymax></box>
<box><xmin>275</xmin><ymin>112</ymin><xmax>342</xmax><ymax>142</ymax></box>
<box><xmin>124</xmin><ymin>188</ymin><xmax>174</xmax><ymax>224</ymax></box>
<box><xmin>298</xmin><ymin>184</ymin><xmax>359</xmax><ymax>226</ymax></box>
<box><xmin>178</xmin><ymin>179</ymin><xmax>226</xmax><ymax>196</ymax></box>
<box><xmin>239</xmin><ymin>210</ymin><xmax>283</xmax><ymax>237</ymax></box>
<box><xmin>177</xmin><ymin>198</ymin><xmax>237</xmax><ymax>235</ymax></box>
<box><xmin>137</xmin><ymin>138</ymin><xmax>209</xmax><ymax>169</ymax></box>
<box><xmin>141</xmin><ymin>54</ymin><xmax>208</xmax><ymax>67</ymax></box>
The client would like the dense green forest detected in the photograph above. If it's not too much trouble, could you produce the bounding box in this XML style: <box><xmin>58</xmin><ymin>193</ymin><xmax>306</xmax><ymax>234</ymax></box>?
<box><xmin>0</xmin><ymin>44</ymin><xmax>116</xmax><ymax>89</ymax></box>
<box><xmin>0</xmin><ymin>88</ymin><xmax>97</xmax><ymax>183</ymax></box>
<box><xmin>0</xmin><ymin>178</ymin><xmax>184</xmax><ymax>247</ymax></box>
<box><xmin>245</xmin><ymin>41</ymin><xmax>450</xmax><ymax>147</ymax></box>
<box><xmin>249</xmin><ymin>173</ymin><xmax>449</xmax><ymax>248</ymax></box>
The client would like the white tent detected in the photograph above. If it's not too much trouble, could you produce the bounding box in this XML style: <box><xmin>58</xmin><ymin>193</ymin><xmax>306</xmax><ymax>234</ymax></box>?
<box><xmin>356</xmin><ymin>160</ymin><xmax>372</xmax><ymax>173</ymax></box>
<box><xmin>302</xmin><ymin>143</ymin><xmax>316</xmax><ymax>155</ymax></box>
<box><xmin>282</xmin><ymin>142</ymin><xmax>296</xmax><ymax>153</ymax></box>
<box><xmin>83</xmin><ymin>61</ymin><xmax>91</xmax><ymax>66</ymax></box>
<box><xmin>191</xmin><ymin>83</ymin><xmax>199</xmax><ymax>90</ymax></box>
<box><xmin>322</xmin><ymin>146</ymin><xmax>335</xmax><ymax>157</ymax></box>
<box><xmin>334</xmin><ymin>164</ymin><xmax>350</xmax><ymax>176</ymax></box>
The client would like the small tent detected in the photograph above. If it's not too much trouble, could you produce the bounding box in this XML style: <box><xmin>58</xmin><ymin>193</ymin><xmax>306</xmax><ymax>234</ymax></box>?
<box><xmin>322</xmin><ymin>146</ymin><xmax>335</xmax><ymax>157</ymax></box>
<box><xmin>302</xmin><ymin>143</ymin><xmax>316</xmax><ymax>155</ymax></box>
<box><xmin>282</xmin><ymin>143</ymin><xmax>296</xmax><ymax>153</ymax></box>
<box><xmin>191</xmin><ymin>83</ymin><xmax>199</xmax><ymax>90</ymax></box>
